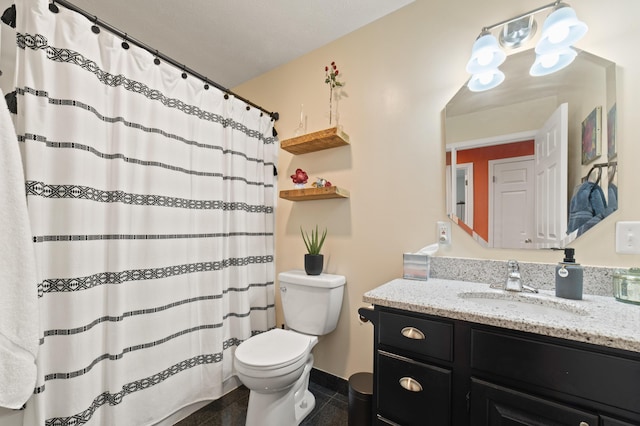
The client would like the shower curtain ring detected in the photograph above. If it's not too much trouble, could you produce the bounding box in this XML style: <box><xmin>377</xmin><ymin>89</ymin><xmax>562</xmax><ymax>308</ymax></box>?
<box><xmin>91</xmin><ymin>16</ymin><xmax>100</xmax><ymax>34</ymax></box>
<box><xmin>181</xmin><ymin>67</ymin><xmax>188</xmax><ymax>80</ymax></box>
<box><xmin>121</xmin><ymin>33</ymin><xmax>130</xmax><ymax>50</ymax></box>
<box><xmin>154</xmin><ymin>51</ymin><xmax>161</xmax><ymax>66</ymax></box>
<box><xmin>49</xmin><ymin>1</ymin><xmax>59</xmax><ymax>13</ymax></box>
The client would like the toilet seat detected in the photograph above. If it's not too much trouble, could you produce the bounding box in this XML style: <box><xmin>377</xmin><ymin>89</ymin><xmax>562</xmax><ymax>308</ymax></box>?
<box><xmin>235</xmin><ymin>328</ymin><xmax>313</xmax><ymax>372</ymax></box>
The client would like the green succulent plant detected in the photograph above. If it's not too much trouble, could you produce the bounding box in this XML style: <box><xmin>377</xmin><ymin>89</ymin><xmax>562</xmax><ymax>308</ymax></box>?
<box><xmin>301</xmin><ymin>225</ymin><xmax>327</xmax><ymax>255</ymax></box>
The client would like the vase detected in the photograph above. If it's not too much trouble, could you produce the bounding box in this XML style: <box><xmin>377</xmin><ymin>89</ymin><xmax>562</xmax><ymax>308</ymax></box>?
<box><xmin>293</xmin><ymin>103</ymin><xmax>307</xmax><ymax>136</ymax></box>
<box><xmin>329</xmin><ymin>87</ymin><xmax>340</xmax><ymax>129</ymax></box>
<box><xmin>304</xmin><ymin>254</ymin><xmax>324</xmax><ymax>276</ymax></box>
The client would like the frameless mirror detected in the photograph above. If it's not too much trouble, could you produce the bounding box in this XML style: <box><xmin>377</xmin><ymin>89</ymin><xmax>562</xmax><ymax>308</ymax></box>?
<box><xmin>445</xmin><ymin>48</ymin><xmax>617</xmax><ymax>249</ymax></box>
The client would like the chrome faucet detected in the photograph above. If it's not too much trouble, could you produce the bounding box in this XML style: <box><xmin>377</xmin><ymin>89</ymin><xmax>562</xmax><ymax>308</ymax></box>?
<box><xmin>503</xmin><ymin>260</ymin><xmax>538</xmax><ymax>293</ymax></box>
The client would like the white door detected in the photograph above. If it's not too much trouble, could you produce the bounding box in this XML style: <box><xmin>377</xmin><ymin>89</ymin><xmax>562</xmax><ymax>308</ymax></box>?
<box><xmin>534</xmin><ymin>103</ymin><xmax>568</xmax><ymax>247</ymax></box>
<box><xmin>490</xmin><ymin>157</ymin><xmax>535</xmax><ymax>249</ymax></box>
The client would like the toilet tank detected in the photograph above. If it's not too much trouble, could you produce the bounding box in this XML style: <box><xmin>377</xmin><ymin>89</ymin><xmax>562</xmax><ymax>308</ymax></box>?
<box><xmin>279</xmin><ymin>270</ymin><xmax>346</xmax><ymax>335</ymax></box>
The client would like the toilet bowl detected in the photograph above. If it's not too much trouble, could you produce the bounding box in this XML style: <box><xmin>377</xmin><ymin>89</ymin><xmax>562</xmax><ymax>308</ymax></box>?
<box><xmin>235</xmin><ymin>328</ymin><xmax>318</xmax><ymax>425</ymax></box>
<box><xmin>233</xmin><ymin>270</ymin><xmax>346</xmax><ymax>426</ymax></box>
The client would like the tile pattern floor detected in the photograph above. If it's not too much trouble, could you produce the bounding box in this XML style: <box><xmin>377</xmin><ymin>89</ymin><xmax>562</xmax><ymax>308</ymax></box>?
<box><xmin>174</xmin><ymin>382</ymin><xmax>348</xmax><ymax>426</ymax></box>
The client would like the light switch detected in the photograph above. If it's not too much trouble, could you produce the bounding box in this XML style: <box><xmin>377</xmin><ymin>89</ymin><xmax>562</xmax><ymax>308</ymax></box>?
<box><xmin>615</xmin><ymin>221</ymin><xmax>640</xmax><ymax>254</ymax></box>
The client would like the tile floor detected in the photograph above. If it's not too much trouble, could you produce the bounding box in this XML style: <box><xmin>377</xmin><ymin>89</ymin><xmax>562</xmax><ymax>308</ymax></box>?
<box><xmin>174</xmin><ymin>381</ymin><xmax>348</xmax><ymax>426</ymax></box>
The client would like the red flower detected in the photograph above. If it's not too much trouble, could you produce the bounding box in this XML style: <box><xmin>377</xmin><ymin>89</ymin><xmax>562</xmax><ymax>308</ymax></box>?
<box><xmin>324</xmin><ymin>61</ymin><xmax>344</xmax><ymax>89</ymax></box>
<box><xmin>290</xmin><ymin>168</ymin><xmax>308</xmax><ymax>184</ymax></box>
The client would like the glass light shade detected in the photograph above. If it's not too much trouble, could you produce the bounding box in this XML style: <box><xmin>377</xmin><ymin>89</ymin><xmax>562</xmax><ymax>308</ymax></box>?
<box><xmin>467</xmin><ymin>69</ymin><xmax>505</xmax><ymax>92</ymax></box>
<box><xmin>535</xmin><ymin>6</ymin><xmax>588</xmax><ymax>54</ymax></box>
<box><xmin>466</xmin><ymin>33</ymin><xmax>506</xmax><ymax>74</ymax></box>
<box><xmin>529</xmin><ymin>47</ymin><xmax>577</xmax><ymax>76</ymax></box>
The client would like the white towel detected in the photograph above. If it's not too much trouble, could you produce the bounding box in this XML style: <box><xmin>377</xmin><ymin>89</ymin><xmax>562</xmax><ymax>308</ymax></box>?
<box><xmin>0</xmin><ymin>88</ymin><xmax>39</xmax><ymax>409</ymax></box>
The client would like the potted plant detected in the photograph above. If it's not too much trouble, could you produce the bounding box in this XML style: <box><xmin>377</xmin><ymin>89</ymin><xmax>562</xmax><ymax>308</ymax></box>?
<box><xmin>301</xmin><ymin>225</ymin><xmax>327</xmax><ymax>275</ymax></box>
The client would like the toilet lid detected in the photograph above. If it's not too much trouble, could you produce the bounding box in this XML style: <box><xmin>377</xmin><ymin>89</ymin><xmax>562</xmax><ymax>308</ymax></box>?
<box><xmin>235</xmin><ymin>328</ymin><xmax>311</xmax><ymax>370</ymax></box>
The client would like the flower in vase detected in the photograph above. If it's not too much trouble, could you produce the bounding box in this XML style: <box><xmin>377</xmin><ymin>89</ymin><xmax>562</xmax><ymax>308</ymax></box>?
<box><xmin>324</xmin><ymin>61</ymin><xmax>345</xmax><ymax>126</ymax></box>
<box><xmin>324</xmin><ymin>61</ymin><xmax>344</xmax><ymax>89</ymax></box>
<box><xmin>290</xmin><ymin>168</ymin><xmax>308</xmax><ymax>185</ymax></box>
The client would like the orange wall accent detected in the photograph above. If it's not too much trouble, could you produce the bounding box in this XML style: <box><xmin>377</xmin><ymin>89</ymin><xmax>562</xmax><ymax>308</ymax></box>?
<box><xmin>456</xmin><ymin>141</ymin><xmax>534</xmax><ymax>242</ymax></box>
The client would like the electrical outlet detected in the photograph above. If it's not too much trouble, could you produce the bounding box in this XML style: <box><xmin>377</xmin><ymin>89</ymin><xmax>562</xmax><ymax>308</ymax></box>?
<box><xmin>616</xmin><ymin>221</ymin><xmax>640</xmax><ymax>254</ymax></box>
<box><xmin>437</xmin><ymin>221</ymin><xmax>451</xmax><ymax>246</ymax></box>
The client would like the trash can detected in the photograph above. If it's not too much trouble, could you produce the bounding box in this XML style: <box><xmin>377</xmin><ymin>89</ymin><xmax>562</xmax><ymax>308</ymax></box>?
<box><xmin>348</xmin><ymin>372</ymin><xmax>373</xmax><ymax>426</ymax></box>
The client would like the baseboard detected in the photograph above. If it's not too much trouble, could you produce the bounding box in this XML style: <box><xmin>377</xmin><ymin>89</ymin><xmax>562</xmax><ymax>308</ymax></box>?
<box><xmin>310</xmin><ymin>367</ymin><xmax>349</xmax><ymax>396</ymax></box>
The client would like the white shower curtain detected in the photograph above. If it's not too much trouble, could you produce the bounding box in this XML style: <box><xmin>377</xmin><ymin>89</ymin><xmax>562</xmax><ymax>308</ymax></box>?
<box><xmin>13</xmin><ymin>0</ymin><xmax>277</xmax><ymax>424</ymax></box>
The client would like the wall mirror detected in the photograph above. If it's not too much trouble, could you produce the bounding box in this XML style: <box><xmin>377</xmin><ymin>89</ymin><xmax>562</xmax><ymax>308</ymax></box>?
<box><xmin>445</xmin><ymin>48</ymin><xmax>617</xmax><ymax>249</ymax></box>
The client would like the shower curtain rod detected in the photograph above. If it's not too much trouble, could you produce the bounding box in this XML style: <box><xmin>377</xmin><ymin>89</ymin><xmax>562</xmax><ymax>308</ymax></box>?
<box><xmin>52</xmin><ymin>0</ymin><xmax>279</xmax><ymax>121</ymax></box>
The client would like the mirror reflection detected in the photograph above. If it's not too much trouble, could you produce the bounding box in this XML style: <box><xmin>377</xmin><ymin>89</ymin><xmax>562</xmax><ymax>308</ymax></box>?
<box><xmin>445</xmin><ymin>48</ymin><xmax>617</xmax><ymax>249</ymax></box>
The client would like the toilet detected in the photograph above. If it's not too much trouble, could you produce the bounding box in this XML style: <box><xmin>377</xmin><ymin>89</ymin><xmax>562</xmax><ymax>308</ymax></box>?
<box><xmin>234</xmin><ymin>270</ymin><xmax>346</xmax><ymax>426</ymax></box>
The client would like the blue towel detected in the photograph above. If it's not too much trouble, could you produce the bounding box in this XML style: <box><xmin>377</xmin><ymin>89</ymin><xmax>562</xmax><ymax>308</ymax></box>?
<box><xmin>608</xmin><ymin>183</ymin><xmax>618</xmax><ymax>212</ymax></box>
<box><xmin>567</xmin><ymin>181</ymin><xmax>607</xmax><ymax>235</ymax></box>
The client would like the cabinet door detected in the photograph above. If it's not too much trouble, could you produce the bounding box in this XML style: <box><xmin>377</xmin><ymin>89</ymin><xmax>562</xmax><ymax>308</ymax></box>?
<box><xmin>470</xmin><ymin>378</ymin><xmax>598</xmax><ymax>426</ymax></box>
<box><xmin>377</xmin><ymin>351</ymin><xmax>451</xmax><ymax>426</ymax></box>
<box><xmin>600</xmin><ymin>415</ymin><xmax>640</xmax><ymax>426</ymax></box>
<box><xmin>471</xmin><ymin>328</ymin><xmax>640</xmax><ymax>414</ymax></box>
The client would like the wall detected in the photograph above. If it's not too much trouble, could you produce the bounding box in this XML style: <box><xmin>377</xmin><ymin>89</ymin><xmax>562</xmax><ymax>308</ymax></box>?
<box><xmin>234</xmin><ymin>0</ymin><xmax>640</xmax><ymax>380</ymax></box>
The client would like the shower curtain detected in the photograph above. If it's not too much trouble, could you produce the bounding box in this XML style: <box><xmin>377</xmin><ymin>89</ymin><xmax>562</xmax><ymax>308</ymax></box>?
<box><xmin>12</xmin><ymin>0</ymin><xmax>277</xmax><ymax>424</ymax></box>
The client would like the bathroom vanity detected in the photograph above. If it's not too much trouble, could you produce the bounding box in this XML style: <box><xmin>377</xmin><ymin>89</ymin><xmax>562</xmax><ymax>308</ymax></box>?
<box><xmin>360</xmin><ymin>278</ymin><xmax>640</xmax><ymax>426</ymax></box>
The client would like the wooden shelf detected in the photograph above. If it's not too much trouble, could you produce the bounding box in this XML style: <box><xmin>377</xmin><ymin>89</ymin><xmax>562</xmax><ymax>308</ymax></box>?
<box><xmin>279</xmin><ymin>186</ymin><xmax>350</xmax><ymax>201</ymax></box>
<box><xmin>281</xmin><ymin>127</ymin><xmax>349</xmax><ymax>155</ymax></box>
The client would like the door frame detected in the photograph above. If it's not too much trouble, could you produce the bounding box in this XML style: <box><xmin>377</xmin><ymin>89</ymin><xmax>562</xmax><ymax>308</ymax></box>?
<box><xmin>456</xmin><ymin>162</ymin><xmax>474</xmax><ymax>228</ymax></box>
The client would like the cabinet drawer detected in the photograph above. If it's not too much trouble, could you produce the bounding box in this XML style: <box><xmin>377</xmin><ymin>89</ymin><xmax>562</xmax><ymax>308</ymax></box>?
<box><xmin>378</xmin><ymin>351</ymin><xmax>451</xmax><ymax>426</ymax></box>
<box><xmin>471</xmin><ymin>329</ymin><xmax>640</xmax><ymax>414</ymax></box>
<box><xmin>600</xmin><ymin>415</ymin><xmax>640</xmax><ymax>426</ymax></box>
<box><xmin>470</xmin><ymin>378</ymin><xmax>599</xmax><ymax>425</ymax></box>
<box><xmin>379</xmin><ymin>311</ymin><xmax>453</xmax><ymax>361</ymax></box>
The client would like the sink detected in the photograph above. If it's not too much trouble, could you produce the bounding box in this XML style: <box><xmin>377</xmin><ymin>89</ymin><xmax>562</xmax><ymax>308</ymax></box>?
<box><xmin>458</xmin><ymin>291</ymin><xmax>589</xmax><ymax>317</ymax></box>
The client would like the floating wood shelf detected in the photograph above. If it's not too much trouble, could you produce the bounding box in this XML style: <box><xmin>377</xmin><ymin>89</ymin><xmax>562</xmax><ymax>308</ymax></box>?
<box><xmin>280</xmin><ymin>127</ymin><xmax>350</xmax><ymax>155</ymax></box>
<box><xmin>279</xmin><ymin>186</ymin><xmax>350</xmax><ymax>201</ymax></box>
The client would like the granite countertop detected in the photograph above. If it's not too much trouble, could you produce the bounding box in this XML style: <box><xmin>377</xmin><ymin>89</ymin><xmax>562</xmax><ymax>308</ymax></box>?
<box><xmin>363</xmin><ymin>278</ymin><xmax>640</xmax><ymax>353</ymax></box>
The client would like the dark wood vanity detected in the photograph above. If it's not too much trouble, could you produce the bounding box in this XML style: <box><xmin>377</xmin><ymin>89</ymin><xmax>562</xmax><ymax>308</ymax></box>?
<box><xmin>360</xmin><ymin>306</ymin><xmax>640</xmax><ymax>425</ymax></box>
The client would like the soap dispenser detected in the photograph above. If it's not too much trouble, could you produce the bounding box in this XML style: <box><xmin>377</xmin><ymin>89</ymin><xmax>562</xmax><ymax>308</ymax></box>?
<box><xmin>555</xmin><ymin>248</ymin><xmax>583</xmax><ymax>300</ymax></box>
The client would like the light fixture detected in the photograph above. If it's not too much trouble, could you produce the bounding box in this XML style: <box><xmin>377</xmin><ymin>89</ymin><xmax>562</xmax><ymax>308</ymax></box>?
<box><xmin>465</xmin><ymin>1</ymin><xmax>588</xmax><ymax>91</ymax></box>
<box><xmin>529</xmin><ymin>47</ymin><xmax>577</xmax><ymax>76</ymax></box>
<box><xmin>466</xmin><ymin>31</ymin><xmax>506</xmax><ymax>74</ymax></box>
<box><xmin>465</xmin><ymin>31</ymin><xmax>506</xmax><ymax>92</ymax></box>
<box><xmin>500</xmin><ymin>15</ymin><xmax>537</xmax><ymax>49</ymax></box>
<box><xmin>468</xmin><ymin>69</ymin><xmax>505</xmax><ymax>92</ymax></box>
<box><xmin>535</xmin><ymin>4</ymin><xmax>588</xmax><ymax>55</ymax></box>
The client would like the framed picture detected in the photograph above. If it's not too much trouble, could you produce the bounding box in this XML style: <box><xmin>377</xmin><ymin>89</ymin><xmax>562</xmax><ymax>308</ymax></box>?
<box><xmin>607</xmin><ymin>103</ymin><xmax>617</xmax><ymax>159</ymax></box>
<box><xmin>581</xmin><ymin>106</ymin><xmax>602</xmax><ymax>165</ymax></box>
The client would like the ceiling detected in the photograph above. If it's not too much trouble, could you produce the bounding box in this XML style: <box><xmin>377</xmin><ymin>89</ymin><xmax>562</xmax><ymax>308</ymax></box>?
<box><xmin>66</xmin><ymin>0</ymin><xmax>414</xmax><ymax>89</ymax></box>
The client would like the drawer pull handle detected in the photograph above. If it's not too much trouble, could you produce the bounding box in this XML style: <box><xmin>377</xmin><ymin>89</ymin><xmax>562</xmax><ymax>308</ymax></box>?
<box><xmin>399</xmin><ymin>377</ymin><xmax>423</xmax><ymax>392</ymax></box>
<box><xmin>401</xmin><ymin>327</ymin><xmax>425</xmax><ymax>340</ymax></box>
